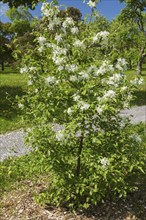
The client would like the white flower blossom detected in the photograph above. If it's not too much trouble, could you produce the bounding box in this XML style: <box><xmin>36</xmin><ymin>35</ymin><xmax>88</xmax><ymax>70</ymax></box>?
<box><xmin>121</xmin><ymin>86</ymin><xmax>127</xmax><ymax>92</ymax></box>
<box><xmin>93</xmin><ymin>31</ymin><xmax>109</xmax><ymax>43</ymax></box>
<box><xmin>58</xmin><ymin>66</ymin><xmax>64</xmax><ymax>71</ymax></box>
<box><xmin>87</xmin><ymin>0</ymin><xmax>96</xmax><ymax>8</ymax></box>
<box><xmin>45</xmin><ymin>76</ymin><xmax>55</xmax><ymax>85</ymax></box>
<box><xmin>123</xmin><ymin>101</ymin><xmax>129</xmax><ymax>108</ymax></box>
<box><xmin>28</xmin><ymin>80</ymin><xmax>33</xmax><ymax>86</ymax></box>
<box><xmin>38</xmin><ymin>46</ymin><xmax>44</xmax><ymax>53</ymax></box>
<box><xmin>52</xmin><ymin>46</ymin><xmax>67</xmax><ymax>65</ymax></box>
<box><xmin>18</xmin><ymin>103</ymin><xmax>24</xmax><ymax>109</ymax></box>
<box><xmin>48</xmin><ymin>21</ymin><xmax>55</xmax><ymax>30</ymax></box>
<box><xmin>67</xmin><ymin>107</ymin><xmax>72</xmax><ymax>115</ymax></box>
<box><xmin>54</xmin><ymin>57</ymin><xmax>66</xmax><ymax>65</ymax></box>
<box><xmin>56</xmin><ymin>131</ymin><xmax>64</xmax><ymax>141</ymax></box>
<box><xmin>38</xmin><ymin>36</ymin><xmax>46</xmax><ymax>44</ymax></box>
<box><xmin>66</xmin><ymin>64</ymin><xmax>78</xmax><ymax>72</ymax></box>
<box><xmin>62</xmin><ymin>17</ymin><xmax>74</xmax><ymax>28</ymax></box>
<box><xmin>117</xmin><ymin>58</ymin><xmax>127</xmax><ymax>66</ymax></box>
<box><xmin>70</xmin><ymin>75</ymin><xmax>78</xmax><ymax>82</ymax></box>
<box><xmin>100</xmin><ymin>157</ymin><xmax>109</xmax><ymax>167</ymax></box>
<box><xmin>87</xmin><ymin>65</ymin><xmax>97</xmax><ymax>73</ymax></box>
<box><xmin>92</xmin><ymin>124</ymin><xmax>98</xmax><ymax>131</ymax></box>
<box><xmin>96</xmin><ymin>106</ymin><xmax>103</xmax><ymax>115</ymax></box>
<box><xmin>130</xmin><ymin>133</ymin><xmax>142</xmax><ymax>143</ymax></box>
<box><xmin>41</xmin><ymin>2</ymin><xmax>49</xmax><ymax>12</ymax></box>
<box><xmin>103</xmin><ymin>90</ymin><xmax>115</xmax><ymax>99</ymax></box>
<box><xmin>138</xmin><ymin>78</ymin><xmax>144</xmax><ymax>85</ymax></box>
<box><xmin>55</xmin><ymin>34</ymin><xmax>62</xmax><ymax>43</ymax></box>
<box><xmin>95</xmin><ymin>60</ymin><xmax>111</xmax><ymax>76</ymax></box>
<box><xmin>79</xmin><ymin>71</ymin><xmax>89</xmax><ymax>79</ymax></box>
<box><xmin>66</xmin><ymin>17</ymin><xmax>74</xmax><ymax>25</ymax></box>
<box><xmin>41</xmin><ymin>3</ymin><xmax>59</xmax><ymax>17</ymax></box>
<box><xmin>116</xmin><ymin>58</ymin><xmax>127</xmax><ymax>71</ymax></box>
<box><xmin>29</xmin><ymin>67</ymin><xmax>37</xmax><ymax>72</ymax></box>
<box><xmin>107</xmin><ymin>73</ymin><xmax>122</xmax><ymax>85</ymax></box>
<box><xmin>73</xmin><ymin>94</ymin><xmax>80</xmax><ymax>101</ymax></box>
<box><xmin>78</xmin><ymin>101</ymin><xmax>90</xmax><ymax>110</ymax></box>
<box><xmin>76</xmin><ymin>130</ymin><xmax>82</xmax><ymax>137</ymax></box>
<box><xmin>20</xmin><ymin>66</ymin><xmax>28</xmax><ymax>74</ymax></box>
<box><xmin>43</xmin><ymin>8</ymin><xmax>50</xmax><ymax>17</ymax></box>
<box><xmin>73</xmin><ymin>39</ymin><xmax>85</xmax><ymax>48</ymax></box>
<box><xmin>53</xmin><ymin>16</ymin><xmax>61</xmax><ymax>25</ymax></box>
<box><xmin>71</xmin><ymin>27</ymin><xmax>79</xmax><ymax>34</ymax></box>
<box><xmin>131</xmin><ymin>78</ymin><xmax>144</xmax><ymax>85</ymax></box>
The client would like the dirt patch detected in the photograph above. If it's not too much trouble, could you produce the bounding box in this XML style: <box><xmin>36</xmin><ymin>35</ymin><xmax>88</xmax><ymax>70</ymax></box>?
<box><xmin>0</xmin><ymin>179</ymin><xmax>146</xmax><ymax>220</ymax></box>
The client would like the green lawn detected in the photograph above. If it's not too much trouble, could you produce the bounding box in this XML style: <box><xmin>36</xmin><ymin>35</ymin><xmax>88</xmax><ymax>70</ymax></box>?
<box><xmin>0</xmin><ymin>67</ymin><xmax>27</xmax><ymax>134</ymax></box>
<box><xmin>125</xmin><ymin>66</ymin><xmax>146</xmax><ymax>106</ymax></box>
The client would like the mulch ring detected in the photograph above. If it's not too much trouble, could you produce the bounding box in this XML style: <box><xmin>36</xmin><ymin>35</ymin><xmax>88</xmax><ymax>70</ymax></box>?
<box><xmin>0</xmin><ymin>179</ymin><xmax>146</xmax><ymax>220</ymax></box>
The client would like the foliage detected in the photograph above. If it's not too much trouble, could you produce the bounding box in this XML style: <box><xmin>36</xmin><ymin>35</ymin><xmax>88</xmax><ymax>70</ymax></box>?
<box><xmin>0</xmin><ymin>22</ymin><xmax>14</xmax><ymax>70</ymax></box>
<box><xmin>6</xmin><ymin>6</ymin><xmax>33</xmax><ymax>21</ymax></box>
<box><xmin>119</xmin><ymin>0</ymin><xmax>146</xmax><ymax>32</ymax></box>
<box><xmin>59</xmin><ymin>6</ymin><xmax>82</xmax><ymax>22</ymax></box>
<box><xmin>0</xmin><ymin>150</ymin><xmax>49</xmax><ymax>196</ymax></box>
<box><xmin>118</xmin><ymin>0</ymin><xmax>146</xmax><ymax>75</ymax></box>
<box><xmin>1</xmin><ymin>0</ymin><xmax>40</xmax><ymax>9</ymax></box>
<box><xmin>125</xmin><ymin>65</ymin><xmax>146</xmax><ymax>105</ymax></box>
<box><xmin>5</xmin><ymin>6</ymin><xmax>36</xmax><ymax>67</ymax></box>
<box><xmin>108</xmin><ymin>18</ymin><xmax>144</xmax><ymax>69</ymax></box>
<box><xmin>18</xmin><ymin>0</ymin><xmax>146</xmax><ymax>209</ymax></box>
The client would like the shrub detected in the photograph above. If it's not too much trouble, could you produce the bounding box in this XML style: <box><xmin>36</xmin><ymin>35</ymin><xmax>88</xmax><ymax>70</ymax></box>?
<box><xmin>19</xmin><ymin>0</ymin><xmax>145</xmax><ymax>209</ymax></box>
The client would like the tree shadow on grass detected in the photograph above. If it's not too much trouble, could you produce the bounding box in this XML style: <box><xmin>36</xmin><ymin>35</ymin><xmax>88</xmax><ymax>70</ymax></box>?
<box><xmin>133</xmin><ymin>91</ymin><xmax>146</xmax><ymax>106</ymax></box>
<box><xmin>0</xmin><ymin>86</ymin><xmax>26</xmax><ymax>119</ymax></box>
<box><xmin>82</xmin><ymin>187</ymin><xmax>146</xmax><ymax>220</ymax></box>
<box><xmin>0</xmin><ymin>67</ymin><xmax>19</xmax><ymax>74</ymax></box>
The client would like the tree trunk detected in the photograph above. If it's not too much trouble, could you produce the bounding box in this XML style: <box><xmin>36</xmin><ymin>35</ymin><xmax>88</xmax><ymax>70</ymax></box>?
<box><xmin>1</xmin><ymin>62</ymin><xmax>4</xmax><ymax>71</ymax></box>
<box><xmin>76</xmin><ymin>136</ymin><xmax>83</xmax><ymax>177</ymax></box>
<box><xmin>128</xmin><ymin>58</ymin><xmax>132</xmax><ymax>70</ymax></box>
<box><xmin>136</xmin><ymin>47</ymin><xmax>145</xmax><ymax>75</ymax></box>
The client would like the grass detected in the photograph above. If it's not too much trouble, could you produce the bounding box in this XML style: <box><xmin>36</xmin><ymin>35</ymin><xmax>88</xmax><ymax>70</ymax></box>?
<box><xmin>125</xmin><ymin>65</ymin><xmax>146</xmax><ymax>106</ymax></box>
<box><xmin>0</xmin><ymin>67</ymin><xmax>27</xmax><ymax>134</ymax></box>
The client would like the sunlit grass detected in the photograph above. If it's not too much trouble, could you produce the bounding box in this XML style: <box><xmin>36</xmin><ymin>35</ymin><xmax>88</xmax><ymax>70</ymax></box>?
<box><xmin>0</xmin><ymin>67</ymin><xmax>27</xmax><ymax>134</ymax></box>
<box><xmin>125</xmin><ymin>65</ymin><xmax>146</xmax><ymax>106</ymax></box>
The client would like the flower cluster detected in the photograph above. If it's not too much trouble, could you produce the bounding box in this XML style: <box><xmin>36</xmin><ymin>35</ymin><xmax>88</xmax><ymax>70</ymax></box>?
<box><xmin>86</xmin><ymin>0</ymin><xmax>97</xmax><ymax>8</ymax></box>
<box><xmin>93</xmin><ymin>31</ymin><xmax>109</xmax><ymax>44</ymax></box>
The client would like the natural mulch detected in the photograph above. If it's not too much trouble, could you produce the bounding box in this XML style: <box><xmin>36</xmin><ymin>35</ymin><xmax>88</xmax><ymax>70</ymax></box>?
<box><xmin>0</xmin><ymin>179</ymin><xmax>146</xmax><ymax>220</ymax></box>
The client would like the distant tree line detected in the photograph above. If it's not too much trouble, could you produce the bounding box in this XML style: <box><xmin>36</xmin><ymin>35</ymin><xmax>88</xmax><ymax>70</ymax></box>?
<box><xmin>0</xmin><ymin>0</ymin><xmax>145</xmax><ymax>74</ymax></box>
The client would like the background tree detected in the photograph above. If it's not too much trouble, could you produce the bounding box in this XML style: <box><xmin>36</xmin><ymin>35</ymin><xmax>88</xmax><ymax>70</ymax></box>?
<box><xmin>119</xmin><ymin>0</ymin><xmax>146</xmax><ymax>74</ymax></box>
<box><xmin>5</xmin><ymin>6</ymin><xmax>36</xmax><ymax>68</ymax></box>
<box><xmin>109</xmin><ymin>17</ymin><xmax>143</xmax><ymax>70</ymax></box>
<box><xmin>59</xmin><ymin>6</ymin><xmax>82</xmax><ymax>22</ymax></box>
<box><xmin>0</xmin><ymin>0</ymin><xmax>40</xmax><ymax>9</ymax></box>
<box><xmin>0</xmin><ymin>22</ymin><xmax>13</xmax><ymax>70</ymax></box>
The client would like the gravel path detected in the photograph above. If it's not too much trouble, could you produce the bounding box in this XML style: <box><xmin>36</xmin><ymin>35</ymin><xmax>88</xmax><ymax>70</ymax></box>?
<box><xmin>0</xmin><ymin>130</ymin><xmax>30</xmax><ymax>161</ymax></box>
<box><xmin>0</xmin><ymin>105</ymin><xmax>146</xmax><ymax>161</ymax></box>
<box><xmin>120</xmin><ymin>105</ymin><xmax>146</xmax><ymax>124</ymax></box>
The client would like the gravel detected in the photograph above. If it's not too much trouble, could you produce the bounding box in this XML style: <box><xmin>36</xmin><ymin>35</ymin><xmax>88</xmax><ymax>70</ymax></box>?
<box><xmin>0</xmin><ymin>130</ymin><xmax>29</xmax><ymax>161</ymax></box>
<box><xmin>0</xmin><ymin>105</ymin><xmax>145</xmax><ymax>161</ymax></box>
<box><xmin>120</xmin><ymin>105</ymin><xmax>146</xmax><ymax>124</ymax></box>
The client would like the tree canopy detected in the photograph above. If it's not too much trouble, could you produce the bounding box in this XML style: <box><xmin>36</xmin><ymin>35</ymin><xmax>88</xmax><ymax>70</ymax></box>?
<box><xmin>0</xmin><ymin>21</ymin><xmax>13</xmax><ymax>70</ymax></box>
<box><xmin>1</xmin><ymin>0</ymin><xmax>40</xmax><ymax>9</ymax></box>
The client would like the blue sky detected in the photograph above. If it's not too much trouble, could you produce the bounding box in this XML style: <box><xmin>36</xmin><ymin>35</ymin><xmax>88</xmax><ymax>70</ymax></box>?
<box><xmin>0</xmin><ymin>0</ymin><xmax>125</xmax><ymax>23</ymax></box>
